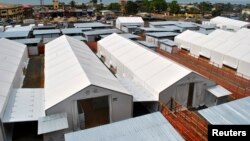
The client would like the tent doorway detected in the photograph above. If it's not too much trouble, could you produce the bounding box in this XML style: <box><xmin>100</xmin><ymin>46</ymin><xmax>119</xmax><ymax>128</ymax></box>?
<box><xmin>77</xmin><ymin>96</ymin><xmax>110</xmax><ymax>129</ymax></box>
<box><xmin>187</xmin><ymin>82</ymin><xmax>195</xmax><ymax>108</ymax></box>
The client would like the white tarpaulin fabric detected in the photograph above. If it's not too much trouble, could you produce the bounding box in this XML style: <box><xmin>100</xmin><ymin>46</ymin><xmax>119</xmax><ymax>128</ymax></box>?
<box><xmin>116</xmin><ymin>17</ymin><xmax>144</xmax><ymax>29</ymax></box>
<box><xmin>45</xmin><ymin>35</ymin><xmax>129</xmax><ymax>110</ymax></box>
<box><xmin>98</xmin><ymin>33</ymin><xmax>191</xmax><ymax>101</ymax></box>
<box><xmin>3</xmin><ymin>89</ymin><xmax>45</xmax><ymax>123</ymax></box>
<box><xmin>0</xmin><ymin>38</ymin><xmax>28</xmax><ymax>116</ymax></box>
<box><xmin>175</xmin><ymin>28</ymin><xmax>250</xmax><ymax>79</ymax></box>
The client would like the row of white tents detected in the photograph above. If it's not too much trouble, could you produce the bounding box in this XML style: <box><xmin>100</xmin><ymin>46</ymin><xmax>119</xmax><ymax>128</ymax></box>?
<box><xmin>175</xmin><ymin>28</ymin><xmax>250</xmax><ymax>79</ymax></box>
<box><xmin>202</xmin><ymin>16</ymin><xmax>250</xmax><ymax>31</ymax></box>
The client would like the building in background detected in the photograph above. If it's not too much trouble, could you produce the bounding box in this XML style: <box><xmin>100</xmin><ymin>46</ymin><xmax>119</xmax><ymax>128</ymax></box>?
<box><xmin>0</xmin><ymin>3</ymin><xmax>23</xmax><ymax>20</ymax></box>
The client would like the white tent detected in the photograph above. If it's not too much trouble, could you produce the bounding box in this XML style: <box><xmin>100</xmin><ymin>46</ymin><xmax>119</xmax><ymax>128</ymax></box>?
<box><xmin>222</xmin><ymin>43</ymin><xmax>250</xmax><ymax>69</ymax></box>
<box><xmin>98</xmin><ymin>33</ymin><xmax>216</xmax><ymax>108</ymax></box>
<box><xmin>237</xmin><ymin>53</ymin><xmax>250</xmax><ymax>79</ymax></box>
<box><xmin>44</xmin><ymin>35</ymin><xmax>133</xmax><ymax>141</ymax></box>
<box><xmin>208</xmin><ymin>16</ymin><xmax>250</xmax><ymax>31</ymax></box>
<box><xmin>199</xmin><ymin>30</ymin><xmax>234</xmax><ymax>58</ymax></box>
<box><xmin>175</xmin><ymin>28</ymin><xmax>250</xmax><ymax>79</ymax></box>
<box><xmin>0</xmin><ymin>38</ymin><xmax>28</xmax><ymax>116</ymax></box>
<box><xmin>0</xmin><ymin>38</ymin><xmax>28</xmax><ymax>141</ymax></box>
<box><xmin>116</xmin><ymin>17</ymin><xmax>144</xmax><ymax>30</ymax></box>
<box><xmin>174</xmin><ymin>30</ymin><xmax>204</xmax><ymax>50</ymax></box>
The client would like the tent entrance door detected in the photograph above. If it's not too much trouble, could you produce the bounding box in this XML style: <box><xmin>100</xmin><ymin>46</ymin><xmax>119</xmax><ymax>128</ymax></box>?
<box><xmin>77</xmin><ymin>96</ymin><xmax>110</xmax><ymax>129</ymax></box>
<box><xmin>187</xmin><ymin>83</ymin><xmax>195</xmax><ymax>108</ymax></box>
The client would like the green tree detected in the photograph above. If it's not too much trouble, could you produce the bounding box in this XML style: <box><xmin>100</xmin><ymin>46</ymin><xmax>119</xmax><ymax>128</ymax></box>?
<box><xmin>69</xmin><ymin>0</ymin><xmax>76</xmax><ymax>9</ymax></box>
<box><xmin>96</xmin><ymin>3</ymin><xmax>104</xmax><ymax>12</ymax></box>
<box><xmin>138</xmin><ymin>0</ymin><xmax>151</xmax><ymax>12</ymax></box>
<box><xmin>125</xmin><ymin>1</ymin><xmax>138</xmax><ymax>15</ymax></box>
<box><xmin>198</xmin><ymin>1</ymin><xmax>213</xmax><ymax>15</ymax></box>
<box><xmin>150</xmin><ymin>0</ymin><xmax>167</xmax><ymax>13</ymax></box>
<box><xmin>108</xmin><ymin>3</ymin><xmax>120</xmax><ymax>12</ymax></box>
<box><xmin>188</xmin><ymin>7</ymin><xmax>199</xmax><ymax>14</ymax></box>
<box><xmin>169</xmin><ymin>0</ymin><xmax>180</xmax><ymax>14</ymax></box>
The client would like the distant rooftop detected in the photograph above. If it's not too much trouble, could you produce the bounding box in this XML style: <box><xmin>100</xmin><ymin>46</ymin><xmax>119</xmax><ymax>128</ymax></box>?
<box><xmin>137</xmin><ymin>41</ymin><xmax>157</xmax><ymax>48</ymax></box>
<box><xmin>0</xmin><ymin>3</ymin><xmax>20</xmax><ymax>9</ymax></box>
<box><xmin>145</xmin><ymin>32</ymin><xmax>179</xmax><ymax>38</ymax></box>
<box><xmin>83</xmin><ymin>29</ymin><xmax>122</xmax><ymax>36</ymax></box>
<box><xmin>100</xmin><ymin>33</ymin><xmax>139</xmax><ymax>39</ymax></box>
<box><xmin>61</xmin><ymin>28</ymin><xmax>92</xmax><ymax>34</ymax></box>
<box><xmin>0</xmin><ymin>31</ymin><xmax>30</xmax><ymax>38</ymax></box>
<box><xmin>159</xmin><ymin>39</ymin><xmax>177</xmax><ymax>46</ymax></box>
<box><xmin>74</xmin><ymin>22</ymin><xmax>111</xmax><ymax>28</ymax></box>
<box><xmin>33</xmin><ymin>29</ymin><xmax>61</xmax><ymax>35</ymax></box>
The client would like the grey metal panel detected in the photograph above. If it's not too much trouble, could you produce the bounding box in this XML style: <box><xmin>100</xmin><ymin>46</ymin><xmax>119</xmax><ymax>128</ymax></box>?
<box><xmin>3</xmin><ymin>88</ymin><xmax>45</xmax><ymax>123</ymax></box>
<box><xmin>199</xmin><ymin>96</ymin><xmax>250</xmax><ymax>124</ymax></box>
<box><xmin>65</xmin><ymin>112</ymin><xmax>184</xmax><ymax>141</ymax></box>
<box><xmin>145</xmin><ymin>32</ymin><xmax>179</xmax><ymax>38</ymax></box>
<box><xmin>83</xmin><ymin>29</ymin><xmax>122</xmax><ymax>36</ymax></box>
<box><xmin>137</xmin><ymin>41</ymin><xmax>157</xmax><ymax>48</ymax></box>
<box><xmin>0</xmin><ymin>31</ymin><xmax>29</xmax><ymax>38</ymax></box>
<box><xmin>101</xmin><ymin>33</ymin><xmax>139</xmax><ymax>39</ymax></box>
<box><xmin>159</xmin><ymin>39</ymin><xmax>177</xmax><ymax>47</ymax></box>
<box><xmin>14</xmin><ymin>38</ymin><xmax>42</xmax><ymax>44</ymax></box>
<box><xmin>207</xmin><ymin>85</ymin><xmax>231</xmax><ymax>97</ymax></box>
<box><xmin>74</xmin><ymin>22</ymin><xmax>111</xmax><ymax>28</ymax></box>
<box><xmin>140</xmin><ymin>27</ymin><xmax>176</xmax><ymax>32</ymax></box>
<box><xmin>38</xmin><ymin>113</ymin><xmax>68</xmax><ymax>135</ymax></box>
<box><xmin>33</xmin><ymin>29</ymin><xmax>61</xmax><ymax>35</ymax></box>
<box><xmin>61</xmin><ymin>28</ymin><xmax>92</xmax><ymax>34</ymax></box>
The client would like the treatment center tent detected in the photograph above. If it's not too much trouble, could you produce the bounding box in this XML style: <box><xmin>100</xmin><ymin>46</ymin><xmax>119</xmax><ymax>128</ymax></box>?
<box><xmin>116</xmin><ymin>17</ymin><xmax>144</xmax><ymax>30</ymax></box>
<box><xmin>65</xmin><ymin>112</ymin><xmax>184</xmax><ymax>141</ymax></box>
<box><xmin>97</xmin><ymin>33</ymin><xmax>217</xmax><ymax>113</ymax></box>
<box><xmin>0</xmin><ymin>38</ymin><xmax>29</xmax><ymax>141</ymax></box>
<box><xmin>43</xmin><ymin>35</ymin><xmax>133</xmax><ymax>141</ymax></box>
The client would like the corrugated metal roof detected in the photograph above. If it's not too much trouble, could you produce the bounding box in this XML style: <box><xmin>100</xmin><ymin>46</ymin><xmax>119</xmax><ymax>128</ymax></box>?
<box><xmin>3</xmin><ymin>88</ymin><xmax>45</xmax><ymax>123</ymax></box>
<box><xmin>5</xmin><ymin>26</ymin><xmax>33</xmax><ymax>32</ymax></box>
<box><xmin>149</xmin><ymin>21</ymin><xmax>178</xmax><ymax>26</ymax></box>
<box><xmin>14</xmin><ymin>38</ymin><xmax>42</xmax><ymax>44</ymax></box>
<box><xmin>45</xmin><ymin>35</ymin><xmax>129</xmax><ymax>110</ymax></box>
<box><xmin>150</xmin><ymin>21</ymin><xmax>198</xmax><ymax>28</ymax></box>
<box><xmin>100</xmin><ymin>33</ymin><xmax>139</xmax><ymax>39</ymax></box>
<box><xmin>83</xmin><ymin>29</ymin><xmax>122</xmax><ymax>36</ymax></box>
<box><xmin>198</xmin><ymin>96</ymin><xmax>250</xmax><ymax>124</ymax></box>
<box><xmin>207</xmin><ymin>85</ymin><xmax>231</xmax><ymax>97</ymax></box>
<box><xmin>0</xmin><ymin>31</ymin><xmax>30</xmax><ymax>38</ymax></box>
<box><xmin>0</xmin><ymin>38</ymin><xmax>27</xmax><ymax>116</ymax></box>
<box><xmin>61</xmin><ymin>28</ymin><xmax>92</xmax><ymax>34</ymax></box>
<box><xmin>146</xmin><ymin>32</ymin><xmax>179</xmax><ymax>38</ymax></box>
<box><xmin>139</xmin><ymin>27</ymin><xmax>175</xmax><ymax>32</ymax></box>
<box><xmin>175</xmin><ymin>22</ymin><xmax>198</xmax><ymax>28</ymax></box>
<box><xmin>159</xmin><ymin>39</ymin><xmax>177</xmax><ymax>47</ymax></box>
<box><xmin>197</xmin><ymin>24</ymin><xmax>216</xmax><ymax>29</ymax></box>
<box><xmin>38</xmin><ymin>113</ymin><xmax>68</xmax><ymax>135</ymax></box>
<box><xmin>33</xmin><ymin>29</ymin><xmax>61</xmax><ymax>35</ymax></box>
<box><xmin>137</xmin><ymin>41</ymin><xmax>157</xmax><ymax>48</ymax></box>
<box><xmin>123</xmin><ymin>25</ymin><xmax>139</xmax><ymax>28</ymax></box>
<box><xmin>98</xmin><ymin>33</ymin><xmax>191</xmax><ymax>100</ymax></box>
<box><xmin>65</xmin><ymin>112</ymin><xmax>184</xmax><ymax>141</ymax></box>
<box><xmin>162</xmin><ymin>25</ymin><xmax>182</xmax><ymax>31</ymax></box>
<box><xmin>74</xmin><ymin>22</ymin><xmax>111</xmax><ymax>28</ymax></box>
